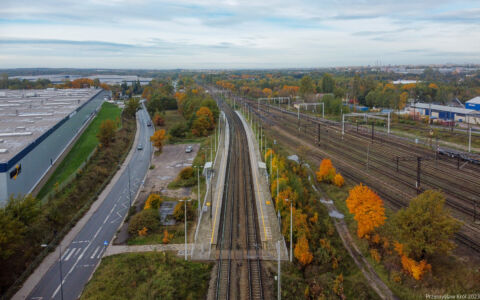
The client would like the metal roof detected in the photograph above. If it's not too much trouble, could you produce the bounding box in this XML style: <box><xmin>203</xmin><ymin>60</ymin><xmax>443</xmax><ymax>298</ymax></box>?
<box><xmin>411</xmin><ymin>103</ymin><xmax>480</xmax><ymax>115</ymax></box>
<box><xmin>0</xmin><ymin>88</ymin><xmax>100</xmax><ymax>162</ymax></box>
<box><xmin>466</xmin><ymin>96</ymin><xmax>480</xmax><ymax>105</ymax></box>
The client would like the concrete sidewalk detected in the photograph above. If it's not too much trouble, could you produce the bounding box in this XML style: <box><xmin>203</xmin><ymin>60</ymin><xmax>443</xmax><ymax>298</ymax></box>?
<box><xmin>13</xmin><ymin>114</ymin><xmax>142</xmax><ymax>300</ymax></box>
<box><xmin>236</xmin><ymin>111</ymin><xmax>288</xmax><ymax>261</ymax></box>
<box><xmin>191</xmin><ymin>112</ymin><xmax>230</xmax><ymax>260</ymax></box>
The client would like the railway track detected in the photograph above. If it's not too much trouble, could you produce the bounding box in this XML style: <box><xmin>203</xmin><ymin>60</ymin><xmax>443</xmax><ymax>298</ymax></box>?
<box><xmin>231</xmin><ymin>95</ymin><xmax>480</xmax><ymax>254</ymax></box>
<box><xmin>214</xmin><ymin>99</ymin><xmax>265</xmax><ymax>300</ymax></box>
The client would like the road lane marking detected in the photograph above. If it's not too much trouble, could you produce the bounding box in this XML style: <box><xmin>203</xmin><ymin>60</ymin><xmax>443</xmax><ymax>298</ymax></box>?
<box><xmin>90</xmin><ymin>246</ymin><xmax>100</xmax><ymax>259</ymax></box>
<box><xmin>74</xmin><ymin>248</ymin><xmax>82</xmax><ymax>257</ymax></box>
<box><xmin>96</xmin><ymin>247</ymin><xmax>104</xmax><ymax>259</ymax></box>
<box><xmin>60</xmin><ymin>248</ymin><xmax>71</xmax><ymax>260</ymax></box>
<box><xmin>64</xmin><ymin>248</ymin><xmax>76</xmax><ymax>261</ymax></box>
<box><xmin>52</xmin><ymin>203</ymin><xmax>118</xmax><ymax>299</ymax></box>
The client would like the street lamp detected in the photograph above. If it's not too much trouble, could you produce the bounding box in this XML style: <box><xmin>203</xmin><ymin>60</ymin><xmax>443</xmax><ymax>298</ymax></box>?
<box><xmin>285</xmin><ymin>199</ymin><xmax>293</xmax><ymax>262</ymax></box>
<box><xmin>178</xmin><ymin>198</ymin><xmax>192</xmax><ymax>261</ymax></box>
<box><xmin>41</xmin><ymin>236</ymin><xmax>63</xmax><ymax>300</ymax></box>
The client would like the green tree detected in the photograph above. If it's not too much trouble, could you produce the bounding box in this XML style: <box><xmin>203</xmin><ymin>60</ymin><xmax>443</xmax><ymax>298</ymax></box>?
<box><xmin>1</xmin><ymin>73</ymin><xmax>9</xmax><ymax>89</ymax></box>
<box><xmin>394</xmin><ymin>190</ymin><xmax>461</xmax><ymax>260</ymax></box>
<box><xmin>321</xmin><ymin>73</ymin><xmax>335</xmax><ymax>93</ymax></box>
<box><xmin>124</xmin><ymin>98</ymin><xmax>140</xmax><ymax>118</ymax></box>
<box><xmin>299</xmin><ymin>75</ymin><xmax>315</xmax><ymax>98</ymax></box>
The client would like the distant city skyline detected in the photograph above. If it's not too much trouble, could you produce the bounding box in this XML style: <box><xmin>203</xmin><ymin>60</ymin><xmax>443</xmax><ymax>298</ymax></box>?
<box><xmin>1</xmin><ymin>0</ymin><xmax>479</xmax><ymax>69</ymax></box>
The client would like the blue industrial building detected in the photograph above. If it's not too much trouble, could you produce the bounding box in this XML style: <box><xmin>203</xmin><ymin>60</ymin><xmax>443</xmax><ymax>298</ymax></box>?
<box><xmin>465</xmin><ymin>97</ymin><xmax>480</xmax><ymax>111</ymax></box>
<box><xmin>0</xmin><ymin>89</ymin><xmax>107</xmax><ymax>205</ymax></box>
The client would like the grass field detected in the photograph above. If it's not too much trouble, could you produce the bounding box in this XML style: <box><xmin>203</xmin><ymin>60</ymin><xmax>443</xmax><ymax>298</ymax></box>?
<box><xmin>81</xmin><ymin>252</ymin><xmax>212</xmax><ymax>300</ymax></box>
<box><xmin>37</xmin><ymin>102</ymin><xmax>122</xmax><ymax>199</ymax></box>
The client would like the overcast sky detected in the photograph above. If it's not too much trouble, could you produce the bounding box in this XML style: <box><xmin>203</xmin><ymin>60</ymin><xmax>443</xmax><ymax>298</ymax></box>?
<box><xmin>0</xmin><ymin>0</ymin><xmax>479</xmax><ymax>69</ymax></box>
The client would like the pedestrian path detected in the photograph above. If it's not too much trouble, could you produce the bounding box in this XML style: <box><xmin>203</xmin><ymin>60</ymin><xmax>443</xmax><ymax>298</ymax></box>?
<box><xmin>104</xmin><ymin>244</ymin><xmax>193</xmax><ymax>257</ymax></box>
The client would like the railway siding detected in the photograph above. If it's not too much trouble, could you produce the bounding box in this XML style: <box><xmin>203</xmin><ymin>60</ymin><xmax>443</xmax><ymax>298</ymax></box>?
<box><xmin>236</xmin><ymin>111</ymin><xmax>288</xmax><ymax>260</ymax></box>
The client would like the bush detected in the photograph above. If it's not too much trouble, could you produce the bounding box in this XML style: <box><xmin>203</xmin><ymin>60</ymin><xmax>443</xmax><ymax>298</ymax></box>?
<box><xmin>144</xmin><ymin>193</ymin><xmax>163</xmax><ymax>210</ymax></box>
<box><xmin>179</xmin><ymin>167</ymin><xmax>194</xmax><ymax>180</ymax></box>
<box><xmin>128</xmin><ymin>209</ymin><xmax>159</xmax><ymax>236</ymax></box>
<box><xmin>169</xmin><ymin>123</ymin><xmax>188</xmax><ymax>138</ymax></box>
<box><xmin>173</xmin><ymin>201</ymin><xmax>195</xmax><ymax>222</ymax></box>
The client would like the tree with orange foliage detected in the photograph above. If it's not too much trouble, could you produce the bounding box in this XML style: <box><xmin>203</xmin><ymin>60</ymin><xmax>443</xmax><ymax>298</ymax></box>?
<box><xmin>394</xmin><ymin>241</ymin><xmax>431</xmax><ymax>280</ymax></box>
<box><xmin>316</xmin><ymin>159</ymin><xmax>336</xmax><ymax>183</ymax></box>
<box><xmin>333</xmin><ymin>173</ymin><xmax>344</xmax><ymax>187</ymax></box>
<box><xmin>346</xmin><ymin>184</ymin><xmax>386</xmax><ymax>238</ymax></box>
<box><xmin>294</xmin><ymin>235</ymin><xmax>313</xmax><ymax>266</ymax></box>
<box><xmin>138</xmin><ymin>227</ymin><xmax>148</xmax><ymax>236</ymax></box>
<box><xmin>153</xmin><ymin>112</ymin><xmax>165</xmax><ymax>126</ymax></box>
<box><xmin>150</xmin><ymin>129</ymin><xmax>166</xmax><ymax>151</ymax></box>
<box><xmin>162</xmin><ymin>229</ymin><xmax>173</xmax><ymax>244</ymax></box>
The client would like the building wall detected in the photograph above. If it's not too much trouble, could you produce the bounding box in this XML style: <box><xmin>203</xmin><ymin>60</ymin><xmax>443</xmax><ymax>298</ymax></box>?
<box><xmin>0</xmin><ymin>90</ymin><xmax>106</xmax><ymax>205</ymax></box>
<box><xmin>0</xmin><ymin>172</ymin><xmax>6</xmax><ymax>203</ymax></box>
<box><xmin>466</xmin><ymin>103</ymin><xmax>480</xmax><ymax>111</ymax></box>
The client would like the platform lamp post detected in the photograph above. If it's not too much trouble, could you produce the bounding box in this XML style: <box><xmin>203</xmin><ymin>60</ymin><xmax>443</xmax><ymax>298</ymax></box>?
<box><xmin>178</xmin><ymin>198</ymin><xmax>192</xmax><ymax>261</ymax></box>
<box><xmin>285</xmin><ymin>199</ymin><xmax>293</xmax><ymax>262</ymax></box>
<box><xmin>41</xmin><ymin>231</ymin><xmax>63</xmax><ymax>300</ymax></box>
<box><xmin>194</xmin><ymin>166</ymin><xmax>201</xmax><ymax>216</ymax></box>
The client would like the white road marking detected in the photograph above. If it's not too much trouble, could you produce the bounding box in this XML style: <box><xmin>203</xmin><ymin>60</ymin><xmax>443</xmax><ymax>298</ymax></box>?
<box><xmin>52</xmin><ymin>203</ymin><xmax>118</xmax><ymax>299</ymax></box>
<box><xmin>64</xmin><ymin>248</ymin><xmax>76</xmax><ymax>261</ymax></box>
<box><xmin>96</xmin><ymin>247</ymin><xmax>104</xmax><ymax>259</ymax></box>
<box><xmin>74</xmin><ymin>248</ymin><xmax>82</xmax><ymax>257</ymax></box>
<box><xmin>60</xmin><ymin>248</ymin><xmax>71</xmax><ymax>260</ymax></box>
<box><xmin>90</xmin><ymin>246</ymin><xmax>100</xmax><ymax>259</ymax></box>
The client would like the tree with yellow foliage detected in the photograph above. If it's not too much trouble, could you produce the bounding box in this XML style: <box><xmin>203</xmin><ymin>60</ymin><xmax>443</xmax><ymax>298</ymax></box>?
<box><xmin>333</xmin><ymin>173</ymin><xmax>344</xmax><ymax>187</ymax></box>
<box><xmin>294</xmin><ymin>235</ymin><xmax>313</xmax><ymax>266</ymax></box>
<box><xmin>150</xmin><ymin>129</ymin><xmax>166</xmax><ymax>151</ymax></box>
<box><xmin>144</xmin><ymin>193</ymin><xmax>163</xmax><ymax>210</ymax></box>
<box><xmin>316</xmin><ymin>159</ymin><xmax>336</xmax><ymax>183</ymax></box>
<box><xmin>346</xmin><ymin>184</ymin><xmax>386</xmax><ymax>238</ymax></box>
<box><xmin>262</xmin><ymin>88</ymin><xmax>273</xmax><ymax>97</ymax></box>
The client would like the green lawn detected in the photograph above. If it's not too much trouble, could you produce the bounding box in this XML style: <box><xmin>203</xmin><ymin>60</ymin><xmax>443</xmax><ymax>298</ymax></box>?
<box><xmin>37</xmin><ymin>102</ymin><xmax>122</xmax><ymax>199</ymax></box>
<box><xmin>81</xmin><ymin>252</ymin><xmax>212</xmax><ymax>300</ymax></box>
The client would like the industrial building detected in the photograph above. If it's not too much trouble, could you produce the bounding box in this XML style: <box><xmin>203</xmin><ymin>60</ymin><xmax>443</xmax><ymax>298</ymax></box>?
<box><xmin>410</xmin><ymin>103</ymin><xmax>480</xmax><ymax>125</ymax></box>
<box><xmin>0</xmin><ymin>88</ymin><xmax>107</xmax><ymax>205</ymax></box>
<box><xmin>465</xmin><ymin>97</ymin><xmax>480</xmax><ymax>111</ymax></box>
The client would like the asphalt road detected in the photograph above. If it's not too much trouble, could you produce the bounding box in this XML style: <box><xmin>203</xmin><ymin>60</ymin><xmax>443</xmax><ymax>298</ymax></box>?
<box><xmin>28</xmin><ymin>103</ymin><xmax>154</xmax><ymax>300</ymax></box>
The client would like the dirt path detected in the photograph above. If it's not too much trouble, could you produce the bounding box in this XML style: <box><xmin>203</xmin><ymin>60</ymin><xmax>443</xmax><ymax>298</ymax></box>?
<box><xmin>270</xmin><ymin>125</ymin><xmax>398</xmax><ymax>300</ymax></box>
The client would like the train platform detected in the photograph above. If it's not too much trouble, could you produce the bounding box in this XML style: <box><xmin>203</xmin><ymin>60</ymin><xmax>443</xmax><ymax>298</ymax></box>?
<box><xmin>236</xmin><ymin>111</ymin><xmax>288</xmax><ymax>261</ymax></box>
<box><xmin>191</xmin><ymin>112</ymin><xmax>229</xmax><ymax>260</ymax></box>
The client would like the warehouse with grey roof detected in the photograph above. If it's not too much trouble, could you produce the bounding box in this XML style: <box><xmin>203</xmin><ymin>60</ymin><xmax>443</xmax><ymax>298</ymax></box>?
<box><xmin>0</xmin><ymin>88</ymin><xmax>107</xmax><ymax>205</ymax></box>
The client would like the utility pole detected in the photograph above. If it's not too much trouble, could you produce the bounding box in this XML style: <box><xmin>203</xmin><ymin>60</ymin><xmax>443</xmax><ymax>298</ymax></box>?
<box><xmin>277</xmin><ymin>240</ymin><xmax>281</xmax><ymax>300</ymax></box>
<box><xmin>317</xmin><ymin>123</ymin><xmax>321</xmax><ymax>146</ymax></box>
<box><xmin>371</xmin><ymin>122</ymin><xmax>374</xmax><ymax>142</ymax></box>
<box><xmin>366</xmin><ymin>144</ymin><xmax>370</xmax><ymax>172</ymax></box>
<box><xmin>290</xmin><ymin>200</ymin><xmax>293</xmax><ymax>262</ymax></box>
<box><xmin>194</xmin><ymin>166</ymin><xmax>200</xmax><ymax>216</ymax></box>
<box><xmin>468</xmin><ymin>127</ymin><xmax>472</xmax><ymax>153</ymax></box>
